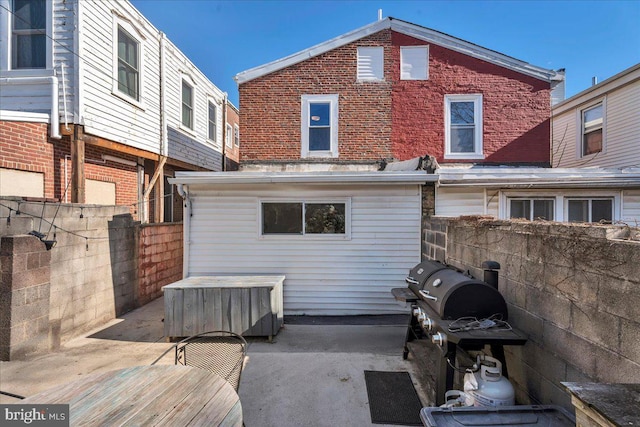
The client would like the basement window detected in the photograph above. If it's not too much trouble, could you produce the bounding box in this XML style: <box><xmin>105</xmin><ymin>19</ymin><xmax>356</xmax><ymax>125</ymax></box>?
<box><xmin>260</xmin><ymin>200</ymin><xmax>350</xmax><ymax>239</ymax></box>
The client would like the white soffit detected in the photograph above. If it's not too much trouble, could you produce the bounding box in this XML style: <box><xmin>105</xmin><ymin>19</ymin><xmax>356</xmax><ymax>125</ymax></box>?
<box><xmin>234</xmin><ymin>17</ymin><xmax>562</xmax><ymax>84</ymax></box>
<box><xmin>170</xmin><ymin>170</ymin><xmax>436</xmax><ymax>186</ymax></box>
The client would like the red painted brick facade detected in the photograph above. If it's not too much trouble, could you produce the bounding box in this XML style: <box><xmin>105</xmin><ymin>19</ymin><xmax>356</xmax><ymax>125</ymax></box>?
<box><xmin>138</xmin><ymin>223</ymin><xmax>183</xmax><ymax>305</ymax></box>
<box><xmin>239</xmin><ymin>29</ymin><xmax>552</xmax><ymax>166</ymax></box>
<box><xmin>1</xmin><ymin>121</ymin><xmax>139</xmax><ymax>215</ymax></box>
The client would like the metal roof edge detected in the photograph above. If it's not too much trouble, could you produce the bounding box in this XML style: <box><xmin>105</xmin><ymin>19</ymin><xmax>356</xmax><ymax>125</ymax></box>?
<box><xmin>234</xmin><ymin>19</ymin><xmax>392</xmax><ymax>85</ymax></box>
<box><xmin>234</xmin><ymin>17</ymin><xmax>562</xmax><ymax>85</ymax></box>
<box><xmin>170</xmin><ymin>170</ymin><xmax>436</xmax><ymax>185</ymax></box>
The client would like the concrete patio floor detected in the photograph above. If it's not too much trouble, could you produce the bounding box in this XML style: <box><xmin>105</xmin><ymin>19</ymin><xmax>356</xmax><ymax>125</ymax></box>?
<box><xmin>0</xmin><ymin>296</ymin><xmax>426</xmax><ymax>426</ymax></box>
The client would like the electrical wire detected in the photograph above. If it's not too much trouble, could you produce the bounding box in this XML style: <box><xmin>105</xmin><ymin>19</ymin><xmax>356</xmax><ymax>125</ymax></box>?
<box><xmin>447</xmin><ymin>314</ymin><xmax>512</xmax><ymax>333</ymax></box>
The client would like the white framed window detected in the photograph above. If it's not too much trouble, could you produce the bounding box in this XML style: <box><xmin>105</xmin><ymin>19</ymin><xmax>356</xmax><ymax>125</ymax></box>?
<box><xmin>445</xmin><ymin>94</ymin><xmax>483</xmax><ymax>159</ymax></box>
<box><xmin>116</xmin><ymin>25</ymin><xmax>140</xmax><ymax>101</ymax></box>
<box><xmin>181</xmin><ymin>79</ymin><xmax>194</xmax><ymax>129</ymax></box>
<box><xmin>357</xmin><ymin>46</ymin><xmax>384</xmax><ymax>81</ymax></box>
<box><xmin>301</xmin><ymin>94</ymin><xmax>339</xmax><ymax>158</ymax></box>
<box><xmin>208</xmin><ymin>101</ymin><xmax>217</xmax><ymax>142</ymax></box>
<box><xmin>234</xmin><ymin>124</ymin><xmax>240</xmax><ymax>147</ymax></box>
<box><xmin>400</xmin><ymin>46</ymin><xmax>428</xmax><ymax>80</ymax></box>
<box><xmin>566</xmin><ymin>198</ymin><xmax>613</xmax><ymax>223</ymax></box>
<box><xmin>508</xmin><ymin>198</ymin><xmax>555</xmax><ymax>221</ymax></box>
<box><xmin>259</xmin><ymin>199</ymin><xmax>351</xmax><ymax>240</ymax></box>
<box><xmin>226</xmin><ymin>123</ymin><xmax>233</xmax><ymax>147</ymax></box>
<box><xmin>10</xmin><ymin>0</ymin><xmax>49</xmax><ymax>70</ymax></box>
<box><xmin>580</xmin><ymin>101</ymin><xmax>604</xmax><ymax>157</ymax></box>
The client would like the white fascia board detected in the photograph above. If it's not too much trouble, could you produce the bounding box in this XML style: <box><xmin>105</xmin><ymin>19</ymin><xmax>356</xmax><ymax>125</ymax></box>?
<box><xmin>552</xmin><ymin>63</ymin><xmax>640</xmax><ymax>114</ymax></box>
<box><xmin>170</xmin><ymin>170</ymin><xmax>436</xmax><ymax>185</ymax></box>
<box><xmin>0</xmin><ymin>110</ymin><xmax>50</xmax><ymax>123</ymax></box>
<box><xmin>390</xmin><ymin>20</ymin><xmax>561</xmax><ymax>83</ymax></box>
<box><xmin>234</xmin><ymin>17</ymin><xmax>561</xmax><ymax>85</ymax></box>
<box><xmin>235</xmin><ymin>19</ymin><xmax>391</xmax><ymax>85</ymax></box>
<box><xmin>436</xmin><ymin>166</ymin><xmax>640</xmax><ymax>188</ymax></box>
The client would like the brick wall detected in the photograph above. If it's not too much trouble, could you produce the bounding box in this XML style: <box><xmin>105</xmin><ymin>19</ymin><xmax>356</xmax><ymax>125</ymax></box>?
<box><xmin>239</xmin><ymin>31</ymin><xmax>393</xmax><ymax>165</ymax></box>
<box><xmin>391</xmin><ymin>33</ymin><xmax>551</xmax><ymax>165</ymax></box>
<box><xmin>422</xmin><ymin>217</ymin><xmax>640</xmax><ymax>411</ymax></box>
<box><xmin>1</xmin><ymin>121</ymin><xmax>139</xmax><ymax>217</ymax></box>
<box><xmin>138</xmin><ymin>223</ymin><xmax>183</xmax><ymax>305</ymax></box>
<box><xmin>239</xmin><ymin>30</ymin><xmax>552</xmax><ymax>166</ymax></box>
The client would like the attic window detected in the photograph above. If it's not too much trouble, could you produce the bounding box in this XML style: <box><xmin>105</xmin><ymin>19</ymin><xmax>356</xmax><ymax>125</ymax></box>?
<box><xmin>400</xmin><ymin>46</ymin><xmax>428</xmax><ymax>80</ymax></box>
<box><xmin>357</xmin><ymin>47</ymin><xmax>384</xmax><ymax>81</ymax></box>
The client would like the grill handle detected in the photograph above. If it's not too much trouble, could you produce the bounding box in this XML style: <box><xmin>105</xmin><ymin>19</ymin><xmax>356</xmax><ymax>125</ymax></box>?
<box><xmin>419</xmin><ymin>290</ymin><xmax>438</xmax><ymax>302</ymax></box>
<box><xmin>405</xmin><ymin>276</ymin><xmax>420</xmax><ymax>285</ymax></box>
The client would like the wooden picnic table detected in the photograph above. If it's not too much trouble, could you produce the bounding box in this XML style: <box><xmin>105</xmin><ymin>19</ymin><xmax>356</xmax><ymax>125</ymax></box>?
<box><xmin>22</xmin><ymin>365</ymin><xmax>242</xmax><ymax>426</ymax></box>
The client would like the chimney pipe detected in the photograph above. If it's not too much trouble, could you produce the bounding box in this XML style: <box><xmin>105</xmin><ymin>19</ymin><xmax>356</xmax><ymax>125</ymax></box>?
<box><xmin>592</xmin><ymin>76</ymin><xmax>598</xmax><ymax>86</ymax></box>
<box><xmin>378</xmin><ymin>9</ymin><xmax>383</xmax><ymax>21</ymax></box>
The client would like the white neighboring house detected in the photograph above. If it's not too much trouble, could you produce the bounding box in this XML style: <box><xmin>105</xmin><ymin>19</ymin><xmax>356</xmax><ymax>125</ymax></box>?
<box><xmin>551</xmin><ymin>63</ymin><xmax>640</xmax><ymax>169</ymax></box>
<box><xmin>170</xmin><ymin>170</ymin><xmax>436</xmax><ymax>315</ymax></box>
<box><xmin>0</xmin><ymin>0</ymin><xmax>229</xmax><ymax>222</ymax></box>
<box><xmin>434</xmin><ymin>166</ymin><xmax>640</xmax><ymax>225</ymax></box>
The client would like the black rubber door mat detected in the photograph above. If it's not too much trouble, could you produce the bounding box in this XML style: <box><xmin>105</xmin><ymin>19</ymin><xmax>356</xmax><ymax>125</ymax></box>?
<box><xmin>364</xmin><ymin>370</ymin><xmax>423</xmax><ymax>425</ymax></box>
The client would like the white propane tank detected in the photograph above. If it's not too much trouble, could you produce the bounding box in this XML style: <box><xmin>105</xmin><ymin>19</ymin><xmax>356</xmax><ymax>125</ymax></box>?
<box><xmin>463</xmin><ymin>356</ymin><xmax>515</xmax><ymax>407</ymax></box>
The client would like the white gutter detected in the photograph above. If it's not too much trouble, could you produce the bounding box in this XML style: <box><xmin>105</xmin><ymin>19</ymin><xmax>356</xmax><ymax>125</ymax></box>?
<box><xmin>0</xmin><ymin>76</ymin><xmax>61</xmax><ymax>139</ymax></box>
<box><xmin>175</xmin><ymin>184</ymin><xmax>190</xmax><ymax>278</ymax></box>
<box><xmin>160</xmin><ymin>32</ymin><xmax>168</xmax><ymax>156</ymax></box>
<box><xmin>169</xmin><ymin>171</ymin><xmax>437</xmax><ymax>185</ymax></box>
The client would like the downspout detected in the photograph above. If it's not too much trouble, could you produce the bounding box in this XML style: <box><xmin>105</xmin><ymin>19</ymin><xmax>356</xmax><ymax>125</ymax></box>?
<box><xmin>0</xmin><ymin>76</ymin><xmax>61</xmax><ymax>139</ymax></box>
<box><xmin>222</xmin><ymin>93</ymin><xmax>228</xmax><ymax>171</ymax></box>
<box><xmin>175</xmin><ymin>183</ymin><xmax>190</xmax><ymax>278</ymax></box>
<box><xmin>159</xmin><ymin>32</ymin><xmax>168</xmax><ymax>157</ymax></box>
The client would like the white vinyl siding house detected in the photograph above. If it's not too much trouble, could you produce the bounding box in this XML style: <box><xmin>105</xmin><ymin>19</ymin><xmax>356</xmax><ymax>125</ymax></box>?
<box><xmin>552</xmin><ymin>64</ymin><xmax>640</xmax><ymax>168</ymax></box>
<box><xmin>172</xmin><ymin>172</ymin><xmax>432</xmax><ymax>315</ymax></box>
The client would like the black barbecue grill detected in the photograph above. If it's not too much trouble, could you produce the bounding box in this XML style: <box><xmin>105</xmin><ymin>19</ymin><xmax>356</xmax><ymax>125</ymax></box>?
<box><xmin>392</xmin><ymin>260</ymin><xmax>527</xmax><ymax>406</ymax></box>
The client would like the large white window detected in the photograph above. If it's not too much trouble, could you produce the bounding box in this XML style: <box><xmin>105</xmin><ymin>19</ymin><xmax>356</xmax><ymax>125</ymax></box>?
<box><xmin>580</xmin><ymin>102</ymin><xmax>604</xmax><ymax>157</ymax></box>
<box><xmin>11</xmin><ymin>0</ymin><xmax>46</xmax><ymax>69</ymax></box>
<box><xmin>567</xmin><ymin>198</ymin><xmax>613</xmax><ymax>223</ymax></box>
<box><xmin>445</xmin><ymin>94</ymin><xmax>483</xmax><ymax>159</ymax></box>
<box><xmin>301</xmin><ymin>94</ymin><xmax>339</xmax><ymax>158</ymax></box>
<box><xmin>260</xmin><ymin>200</ymin><xmax>350</xmax><ymax>239</ymax></box>
<box><xmin>208</xmin><ymin>101</ymin><xmax>217</xmax><ymax>142</ymax></box>
<box><xmin>181</xmin><ymin>80</ymin><xmax>194</xmax><ymax>129</ymax></box>
<box><xmin>400</xmin><ymin>46</ymin><xmax>428</xmax><ymax>80</ymax></box>
<box><xmin>357</xmin><ymin>47</ymin><xmax>384</xmax><ymax>81</ymax></box>
<box><xmin>117</xmin><ymin>25</ymin><xmax>140</xmax><ymax>101</ymax></box>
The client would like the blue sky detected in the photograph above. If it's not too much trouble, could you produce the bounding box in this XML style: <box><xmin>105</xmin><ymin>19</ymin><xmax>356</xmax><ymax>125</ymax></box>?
<box><xmin>131</xmin><ymin>0</ymin><xmax>640</xmax><ymax>107</ymax></box>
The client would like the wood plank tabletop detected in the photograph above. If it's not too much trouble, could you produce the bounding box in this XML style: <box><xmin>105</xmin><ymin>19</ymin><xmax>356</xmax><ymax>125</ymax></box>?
<box><xmin>22</xmin><ymin>365</ymin><xmax>242</xmax><ymax>426</ymax></box>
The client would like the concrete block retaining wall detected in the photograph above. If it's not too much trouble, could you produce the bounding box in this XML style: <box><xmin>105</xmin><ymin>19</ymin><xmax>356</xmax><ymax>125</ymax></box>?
<box><xmin>0</xmin><ymin>199</ymin><xmax>183</xmax><ymax>360</ymax></box>
<box><xmin>423</xmin><ymin>216</ymin><xmax>640</xmax><ymax>412</ymax></box>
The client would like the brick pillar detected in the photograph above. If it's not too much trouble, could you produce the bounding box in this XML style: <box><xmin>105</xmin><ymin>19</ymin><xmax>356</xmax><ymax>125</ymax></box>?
<box><xmin>0</xmin><ymin>235</ymin><xmax>51</xmax><ymax>360</ymax></box>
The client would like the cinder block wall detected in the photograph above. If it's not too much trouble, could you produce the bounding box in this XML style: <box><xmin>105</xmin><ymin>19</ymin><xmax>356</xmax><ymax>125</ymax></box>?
<box><xmin>138</xmin><ymin>223</ymin><xmax>183</xmax><ymax>305</ymax></box>
<box><xmin>0</xmin><ymin>235</ymin><xmax>51</xmax><ymax>360</ymax></box>
<box><xmin>423</xmin><ymin>217</ymin><xmax>640</xmax><ymax>411</ymax></box>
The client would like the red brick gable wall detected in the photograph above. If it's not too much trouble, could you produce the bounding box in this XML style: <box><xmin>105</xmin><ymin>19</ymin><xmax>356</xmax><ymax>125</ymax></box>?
<box><xmin>391</xmin><ymin>32</ymin><xmax>551</xmax><ymax>164</ymax></box>
<box><xmin>239</xmin><ymin>29</ymin><xmax>552</xmax><ymax>166</ymax></box>
<box><xmin>239</xmin><ymin>30</ymin><xmax>394</xmax><ymax>164</ymax></box>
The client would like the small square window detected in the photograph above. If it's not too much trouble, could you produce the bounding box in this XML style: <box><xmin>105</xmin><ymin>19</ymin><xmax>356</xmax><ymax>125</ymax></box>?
<box><xmin>400</xmin><ymin>46</ymin><xmax>428</xmax><ymax>80</ymax></box>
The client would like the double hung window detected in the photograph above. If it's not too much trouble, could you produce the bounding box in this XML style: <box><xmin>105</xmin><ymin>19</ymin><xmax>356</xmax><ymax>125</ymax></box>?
<box><xmin>117</xmin><ymin>26</ymin><xmax>140</xmax><ymax>101</ymax></box>
<box><xmin>181</xmin><ymin>80</ymin><xmax>194</xmax><ymax>129</ymax></box>
<box><xmin>208</xmin><ymin>102</ymin><xmax>217</xmax><ymax>141</ymax></box>
<box><xmin>581</xmin><ymin>103</ymin><xmax>604</xmax><ymax>156</ymax></box>
<box><xmin>11</xmin><ymin>0</ymin><xmax>46</xmax><ymax>69</ymax></box>
<box><xmin>234</xmin><ymin>125</ymin><xmax>240</xmax><ymax>147</ymax></box>
<box><xmin>301</xmin><ymin>95</ymin><xmax>339</xmax><ymax>158</ymax></box>
<box><xmin>261</xmin><ymin>201</ymin><xmax>349</xmax><ymax>238</ymax></box>
<box><xmin>445</xmin><ymin>95</ymin><xmax>483</xmax><ymax>159</ymax></box>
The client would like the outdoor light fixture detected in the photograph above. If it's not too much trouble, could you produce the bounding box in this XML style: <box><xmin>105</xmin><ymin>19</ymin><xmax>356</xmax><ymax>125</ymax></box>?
<box><xmin>29</xmin><ymin>230</ymin><xmax>57</xmax><ymax>251</ymax></box>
